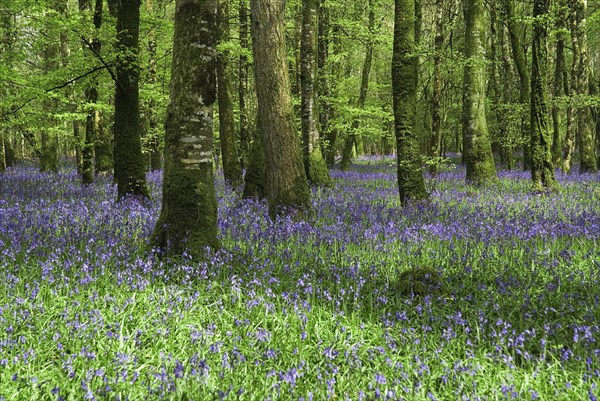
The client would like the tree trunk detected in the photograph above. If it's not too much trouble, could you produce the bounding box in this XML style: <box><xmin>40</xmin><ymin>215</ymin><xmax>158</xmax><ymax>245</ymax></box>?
<box><xmin>569</xmin><ymin>0</ymin><xmax>596</xmax><ymax>173</ymax></box>
<box><xmin>40</xmin><ymin>1</ymin><xmax>61</xmax><ymax>173</ymax></box>
<box><xmin>393</xmin><ymin>0</ymin><xmax>427</xmax><ymax>205</ymax></box>
<box><xmin>530</xmin><ymin>0</ymin><xmax>555</xmax><ymax>190</ymax></box>
<box><xmin>341</xmin><ymin>0</ymin><xmax>375</xmax><ymax>171</ymax></box>
<box><xmin>551</xmin><ymin>0</ymin><xmax>567</xmax><ymax>168</ymax></box>
<box><xmin>145</xmin><ymin>0</ymin><xmax>162</xmax><ymax>171</ymax></box>
<box><xmin>503</xmin><ymin>0</ymin><xmax>530</xmax><ymax>169</ymax></box>
<box><xmin>79</xmin><ymin>0</ymin><xmax>102</xmax><ymax>184</ymax></box>
<box><xmin>429</xmin><ymin>0</ymin><xmax>444</xmax><ymax>163</ymax></box>
<box><xmin>317</xmin><ymin>0</ymin><xmax>331</xmax><ymax>161</ymax></box>
<box><xmin>238</xmin><ymin>0</ymin><xmax>250</xmax><ymax>169</ymax></box>
<box><xmin>301</xmin><ymin>0</ymin><xmax>331</xmax><ymax>186</ymax></box>
<box><xmin>151</xmin><ymin>0</ymin><xmax>220</xmax><ymax>257</ymax></box>
<box><xmin>250</xmin><ymin>0</ymin><xmax>313</xmax><ymax>219</ymax></box>
<box><xmin>323</xmin><ymin>23</ymin><xmax>341</xmax><ymax>166</ymax></box>
<box><xmin>217</xmin><ymin>0</ymin><xmax>243</xmax><ymax>188</ymax></box>
<box><xmin>463</xmin><ymin>0</ymin><xmax>497</xmax><ymax>184</ymax></box>
<box><xmin>113</xmin><ymin>0</ymin><xmax>149</xmax><ymax>199</ymax></box>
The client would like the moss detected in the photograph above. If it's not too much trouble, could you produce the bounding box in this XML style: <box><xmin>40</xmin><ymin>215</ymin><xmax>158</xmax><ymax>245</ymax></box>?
<box><xmin>395</xmin><ymin>266</ymin><xmax>445</xmax><ymax>297</ymax></box>
<box><xmin>152</xmin><ymin>165</ymin><xmax>220</xmax><ymax>258</ymax></box>
<box><xmin>308</xmin><ymin>147</ymin><xmax>331</xmax><ymax>187</ymax></box>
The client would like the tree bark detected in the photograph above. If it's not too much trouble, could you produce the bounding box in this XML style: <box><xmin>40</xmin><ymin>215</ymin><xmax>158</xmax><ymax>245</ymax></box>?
<box><xmin>217</xmin><ymin>0</ymin><xmax>243</xmax><ymax>188</ymax></box>
<box><xmin>113</xmin><ymin>0</ymin><xmax>149</xmax><ymax>200</ymax></box>
<box><xmin>250</xmin><ymin>0</ymin><xmax>313</xmax><ymax>219</ymax></box>
<box><xmin>393</xmin><ymin>0</ymin><xmax>427</xmax><ymax>205</ymax></box>
<box><xmin>238</xmin><ymin>0</ymin><xmax>250</xmax><ymax>169</ymax></box>
<box><xmin>301</xmin><ymin>0</ymin><xmax>331</xmax><ymax>186</ymax></box>
<box><xmin>429</xmin><ymin>0</ymin><xmax>444</xmax><ymax>162</ymax></box>
<box><xmin>503</xmin><ymin>0</ymin><xmax>530</xmax><ymax>169</ymax></box>
<box><xmin>551</xmin><ymin>0</ymin><xmax>567</xmax><ymax>168</ymax></box>
<box><xmin>151</xmin><ymin>0</ymin><xmax>220</xmax><ymax>257</ymax></box>
<box><xmin>79</xmin><ymin>0</ymin><xmax>102</xmax><ymax>184</ymax></box>
<box><xmin>145</xmin><ymin>0</ymin><xmax>162</xmax><ymax>172</ymax></box>
<box><xmin>568</xmin><ymin>0</ymin><xmax>596</xmax><ymax>173</ymax></box>
<box><xmin>462</xmin><ymin>0</ymin><xmax>497</xmax><ymax>184</ymax></box>
<box><xmin>530</xmin><ymin>0</ymin><xmax>556</xmax><ymax>190</ymax></box>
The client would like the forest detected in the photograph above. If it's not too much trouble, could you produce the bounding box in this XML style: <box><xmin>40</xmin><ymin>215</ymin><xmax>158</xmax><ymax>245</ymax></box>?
<box><xmin>1</xmin><ymin>0</ymin><xmax>600</xmax><ymax>399</ymax></box>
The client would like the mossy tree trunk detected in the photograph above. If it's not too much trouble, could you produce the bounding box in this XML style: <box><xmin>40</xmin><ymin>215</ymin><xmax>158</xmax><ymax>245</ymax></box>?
<box><xmin>551</xmin><ymin>0</ymin><xmax>568</xmax><ymax>168</ymax></box>
<box><xmin>462</xmin><ymin>0</ymin><xmax>497</xmax><ymax>184</ymax></box>
<box><xmin>323</xmin><ymin>23</ymin><xmax>342</xmax><ymax>166</ymax></box>
<box><xmin>530</xmin><ymin>0</ymin><xmax>556</xmax><ymax>190</ymax></box>
<box><xmin>301</xmin><ymin>0</ymin><xmax>331</xmax><ymax>186</ymax></box>
<box><xmin>503</xmin><ymin>0</ymin><xmax>530</xmax><ymax>170</ymax></box>
<box><xmin>217</xmin><ymin>0</ymin><xmax>243</xmax><ymax>188</ymax></box>
<box><xmin>317</xmin><ymin>0</ymin><xmax>331</xmax><ymax>162</ymax></box>
<box><xmin>341</xmin><ymin>0</ymin><xmax>374</xmax><ymax>171</ymax></box>
<box><xmin>113</xmin><ymin>0</ymin><xmax>149</xmax><ymax>200</ymax></box>
<box><xmin>250</xmin><ymin>0</ymin><xmax>313</xmax><ymax>219</ymax></box>
<box><xmin>393</xmin><ymin>0</ymin><xmax>427</xmax><ymax>205</ymax></box>
<box><xmin>151</xmin><ymin>0</ymin><xmax>220</xmax><ymax>257</ymax></box>
<box><xmin>568</xmin><ymin>0</ymin><xmax>596</xmax><ymax>173</ymax></box>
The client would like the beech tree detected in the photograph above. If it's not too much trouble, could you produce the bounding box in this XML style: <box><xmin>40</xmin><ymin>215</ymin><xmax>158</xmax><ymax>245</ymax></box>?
<box><xmin>530</xmin><ymin>0</ymin><xmax>555</xmax><ymax>190</ymax></box>
<box><xmin>217</xmin><ymin>0</ymin><xmax>243</xmax><ymax>188</ymax></box>
<box><xmin>393</xmin><ymin>0</ymin><xmax>427</xmax><ymax>205</ymax></box>
<box><xmin>462</xmin><ymin>0</ymin><xmax>497</xmax><ymax>184</ymax></box>
<box><xmin>250</xmin><ymin>0</ymin><xmax>313</xmax><ymax>219</ymax></box>
<box><xmin>112</xmin><ymin>0</ymin><xmax>149</xmax><ymax>199</ymax></box>
<box><xmin>151</xmin><ymin>0</ymin><xmax>220</xmax><ymax>256</ymax></box>
<box><xmin>300</xmin><ymin>0</ymin><xmax>331</xmax><ymax>186</ymax></box>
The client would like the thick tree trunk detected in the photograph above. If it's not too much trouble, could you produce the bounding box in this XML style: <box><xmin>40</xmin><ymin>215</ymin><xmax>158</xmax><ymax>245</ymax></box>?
<box><xmin>250</xmin><ymin>0</ymin><xmax>313</xmax><ymax>219</ymax></box>
<box><xmin>301</xmin><ymin>0</ymin><xmax>331</xmax><ymax>186</ymax></box>
<box><xmin>151</xmin><ymin>0</ymin><xmax>220</xmax><ymax>257</ymax></box>
<box><xmin>530</xmin><ymin>0</ymin><xmax>555</xmax><ymax>190</ymax></box>
<box><xmin>113</xmin><ymin>0</ymin><xmax>149</xmax><ymax>199</ymax></box>
<box><xmin>217</xmin><ymin>0</ymin><xmax>243</xmax><ymax>188</ymax></box>
<box><xmin>569</xmin><ymin>0</ymin><xmax>596</xmax><ymax>173</ymax></box>
<box><xmin>393</xmin><ymin>0</ymin><xmax>427</xmax><ymax>205</ymax></box>
<box><xmin>462</xmin><ymin>0</ymin><xmax>497</xmax><ymax>184</ymax></box>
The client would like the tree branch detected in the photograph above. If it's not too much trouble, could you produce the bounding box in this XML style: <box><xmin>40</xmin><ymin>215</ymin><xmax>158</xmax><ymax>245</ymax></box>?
<box><xmin>0</xmin><ymin>64</ymin><xmax>108</xmax><ymax>119</ymax></box>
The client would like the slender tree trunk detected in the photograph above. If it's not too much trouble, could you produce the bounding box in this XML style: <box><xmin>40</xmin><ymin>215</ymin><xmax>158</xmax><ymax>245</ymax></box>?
<box><xmin>250</xmin><ymin>0</ymin><xmax>313</xmax><ymax>219</ymax></box>
<box><xmin>301</xmin><ymin>0</ymin><xmax>331</xmax><ymax>186</ymax></box>
<box><xmin>317</xmin><ymin>0</ymin><xmax>330</xmax><ymax>159</ymax></box>
<box><xmin>113</xmin><ymin>0</ymin><xmax>149</xmax><ymax>199</ymax></box>
<box><xmin>504</xmin><ymin>0</ymin><xmax>530</xmax><ymax>169</ymax></box>
<box><xmin>430</xmin><ymin>0</ymin><xmax>444</xmax><ymax>163</ymax></box>
<box><xmin>393</xmin><ymin>0</ymin><xmax>427</xmax><ymax>205</ymax></box>
<box><xmin>530</xmin><ymin>0</ymin><xmax>555</xmax><ymax>189</ymax></box>
<box><xmin>323</xmin><ymin>22</ymin><xmax>341</xmax><ymax>166</ymax></box>
<box><xmin>40</xmin><ymin>0</ymin><xmax>61</xmax><ymax>173</ymax></box>
<box><xmin>569</xmin><ymin>0</ymin><xmax>596</xmax><ymax>172</ymax></box>
<box><xmin>551</xmin><ymin>0</ymin><xmax>567</xmax><ymax>168</ymax></box>
<box><xmin>463</xmin><ymin>0</ymin><xmax>497</xmax><ymax>184</ymax></box>
<box><xmin>151</xmin><ymin>0</ymin><xmax>220</xmax><ymax>257</ymax></box>
<box><xmin>145</xmin><ymin>0</ymin><xmax>162</xmax><ymax>171</ymax></box>
<box><xmin>341</xmin><ymin>0</ymin><xmax>375</xmax><ymax>171</ymax></box>
<box><xmin>79</xmin><ymin>0</ymin><xmax>102</xmax><ymax>184</ymax></box>
<box><xmin>217</xmin><ymin>0</ymin><xmax>243</xmax><ymax>188</ymax></box>
<box><xmin>238</xmin><ymin>0</ymin><xmax>250</xmax><ymax>169</ymax></box>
